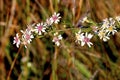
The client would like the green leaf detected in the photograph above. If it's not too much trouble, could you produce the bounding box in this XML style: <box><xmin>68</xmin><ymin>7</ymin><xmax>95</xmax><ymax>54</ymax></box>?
<box><xmin>74</xmin><ymin>59</ymin><xmax>91</xmax><ymax>79</ymax></box>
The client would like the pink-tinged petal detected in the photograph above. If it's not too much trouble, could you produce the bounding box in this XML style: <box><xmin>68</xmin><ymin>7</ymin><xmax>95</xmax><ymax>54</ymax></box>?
<box><xmin>16</xmin><ymin>43</ymin><xmax>19</xmax><ymax>48</ymax></box>
<box><xmin>53</xmin><ymin>37</ymin><xmax>59</xmax><ymax>42</ymax></box>
<box><xmin>81</xmin><ymin>42</ymin><xmax>85</xmax><ymax>46</ymax></box>
<box><xmin>31</xmin><ymin>35</ymin><xmax>34</xmax><ymax>39</ymax></box>
<box><xmin>87</xmin><ymin>42</ymin><xmax>93</xmax><ymax>47</ymax></box>
<box><xmin>80</xmin><ymin>33</ymin><xmax>84</xmax><ymax>40</ymax></box>
<box><xmin>46</xmin><ymin>18</ymin><xmax>53</xmax><ymax>26</ymax></box>
<box><xmin>56</xmin><ymin>41</ymin><xmax>60</xmax><ymax>46</ymax></box>
<box><xmin>88</xmin><ymin>33</ymin><xmax>93</xmax><ymax>39</ymax></box>
<box><xmin>87</xmin><ymin>43</ymin><xmax>91</xmax><ymax>47</ymax></box>
<box><xmin>57</xmin><ymin>13</ymin><xmax>60</xmax><ymax>16</ymax></box>
<box><xmin>13</xmin><ymin>33</ymin><xmax>21</xmax><ymax>48</ymax></box>
<box><xmin>13</xmin><ymin>40</ymin><xmax>16</xmax><ymax>44</ymax></box>
<box><xmin>58</xmin><ymin>35</ymin><xmax>62</xmax><ymax>40</ymax></box>
<box><xmin>38</xmin><ymin>32</ymin><xmax>42</xmax><ymax>35</ymax></box>
<box><xmin>42</xmin><ymin>28</ymin><xmax>46</xmax><ymax>32</ymax></box>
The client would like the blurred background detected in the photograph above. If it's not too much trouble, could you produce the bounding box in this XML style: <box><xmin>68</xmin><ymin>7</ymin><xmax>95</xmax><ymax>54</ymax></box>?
<box><xmin>0</xmin><ymin>0</ymin><xmax>120</xmax><ymax>80</ymax></box>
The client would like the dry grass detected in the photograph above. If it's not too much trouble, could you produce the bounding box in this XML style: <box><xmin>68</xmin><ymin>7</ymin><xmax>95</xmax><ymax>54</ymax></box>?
<box><xmin>0</xmin><ymin>0</ymin><xmax>120</xmax><ymax>80</ymax></box>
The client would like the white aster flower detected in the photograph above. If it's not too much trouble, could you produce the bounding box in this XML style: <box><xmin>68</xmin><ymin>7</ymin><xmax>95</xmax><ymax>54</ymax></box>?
<box><xmin>98</xmin><ymin>30</ymin><xmax>110</xmax><ymax>42</ymax></box>
<box><xmin>109</xmin><ymin>18</ymin><xmax>116</xmax><ymax>25</ymax></box>
<box><xmin>45</xmin><ymin>18</ymin><xmax>53</xmax><ymax>26</ymax></box>
<box><xmin>13</xmin><ymin>33</ymin><xmax>21</xmax><ymax>48</ymax></box>
<box><xmin>101</xmin><ymin>18</ymin><xmax>115</xmax><ymax>30</ymax></box>
<box><xmin>75</xmin><ymin>30</ymin><xmax>93</xmax><ymax>47</ymax></box>
<box><xmin>52</xmin><ymin>33</ymin><xmax>62</xmax><ymax>46</ymax></box>
<box><xmin>99</xmin><ymin>17</ymin><xmax>117</xmax><ymax>41</ymax></box>
<box><xmin>51</xmin><ymin>12</ymin><xmax>61</xmax><ymax>24</ymax></box>
<box><xmin>81</xmin><ymin>32</ymin><xmax>93</xmax><ymax>47</ymax></box>
<box><xmin>75</xmin><ymin>30</ymin><xmax>83</xmax><ymax>44</ymax></box>
<box><xmin>81</xmin><ymin>16</ymin><xmax>88</xmax><ymax>23</ymax></box>
<box><xmin>21</xmin><ymin>29</ymin><xmax>34</xmax><ymax>48</ymax></box>
<box><xmin>35</xmin><ymin>22</ymin><xmax>46</xmax><ymax>35</ymax></box>
<box><xmin>91</xmin><ymin>26</ymin><xmax>98</xmax><ymax>33</ymax></box>
<box><xmin>26</xmin><ymin>24</ymin><xmax>36</xmax><ymax>32</ymax></box>
<box><xmin>106</xmin><ymin>26</ymin><xmax>117</xmax><ymax>36</ymax></box>
<box><xmin>101</xmin><ymin>21</ymin><xmax>109</xmax><ymax>30</ymax></box>
<box><xmin>58</xmin><ymin>35</ymin><xmax>62</xmax><ymax>40</ymax></box>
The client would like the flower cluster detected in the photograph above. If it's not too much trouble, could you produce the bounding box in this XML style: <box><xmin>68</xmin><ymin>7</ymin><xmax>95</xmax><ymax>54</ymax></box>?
<box><xmin>75</xmin><ymin>16</ymin><xmax>120</xmax><ymax>47</ymax></box>
<box><xmin>75</xmin><ymin>30</ymin><xmax>93</xmax><ymax>47</ymax></box>
<box><xmin>98</xmin><ymin>17</ymin><xmax>117</xmax><ymax>42</ymax></box>
<box><xmin>13</xmin><ymin>12</ymin><xmax>120</xmax><ymax>48</ymax></box>
<box><xmin>13</xmin><ymin>12</ymin><xmax>61</xmax><ymax>48</ymax></box>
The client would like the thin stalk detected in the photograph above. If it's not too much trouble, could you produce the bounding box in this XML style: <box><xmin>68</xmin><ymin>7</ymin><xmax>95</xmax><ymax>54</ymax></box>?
<box><xmin>7</xmin><ymin>45</ymin><xmax>22</xmax><ymax>80</ymax></box>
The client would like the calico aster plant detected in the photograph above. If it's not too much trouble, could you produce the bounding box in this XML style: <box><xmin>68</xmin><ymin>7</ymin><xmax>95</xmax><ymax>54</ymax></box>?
<box><xmin>13</xmin><ymin>12</ymin><xmax>120</xmax><ymax>48</ymax></box>
<box><xmin>13</xmin><ymin>12</ymin><xmax>62</xmax><ymax>48</ymax></box>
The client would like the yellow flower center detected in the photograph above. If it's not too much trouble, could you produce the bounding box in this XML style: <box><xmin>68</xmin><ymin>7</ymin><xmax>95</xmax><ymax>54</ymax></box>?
<box><xmin>99</xmin><ymin>31</ymin><xmax>105</xmax><ymax>36</ymax></box>
<box><xmin>107</xmin><ymin>26</ymin><xmax>113</xmax><ymax>31</ymax></box>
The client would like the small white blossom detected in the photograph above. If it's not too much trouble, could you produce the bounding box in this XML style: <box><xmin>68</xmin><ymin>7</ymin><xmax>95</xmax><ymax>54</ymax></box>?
<box><xmin>21</xmin><ymin>30</ymin><xmax>34</xmax><ymax>44</ymax></box>
<box><xmin>98</xmin><ymin>30</ymin><xmax>110</xmax><ymax>42</ymax></box>
<box><xmin>13</xmin><ymin>33</ymin><xmax>21</xmax><ymax>48</ymax></box>
<box><xmin>45</xmin><ymin>18</ymin><xmax>53</xmax><ymax>26</ymax></box>
<box><xmin>106</xmin><ymin>26</ymin><xmax>117</xmax><ymax>36</ymax></box>
<box><xmin>98</xmin><ymin>17</ymin><xmax>117</xmax><ymax>41</ymax></box>
<box><xmin>81</xmin><ymin>33</ymin><xmax>93</xmax><ymax>47</ymax></box>
<box><xmin>51</xmin><ymin>12</ymin><xmax>61</xmax><ymax>24</ymax></box>
<box><xmin>75</xmin><ymin>30</ymin><xmax>83</xmax><ymax>44</ymax></box>
<box><xmin>35</xmin><ymin>22</ymin><xmax>46</xmax><ymax>35</ymax></box>
<box><xmin>101</xmin><ymin>18</ymin><xmax>115</xmax><ymax>30</ymax></box>
<box><xmin>26</xmin><ymin>24</ymin><xmax>36</xmax><ymax>32</ymax></box>
<box><xmin>52</xmin><ymin>33</ymin><xmax>62</xmax><ymax>46</ymax></box>
<box><xmin>81</xmin><ymin>16</ymin><xmax>88</xmax><ymax>23</ymax></box>
<box><xmin>75</xmin><ymin>30</ymin><xmax>93</xmax><ymax>47</ymax></box>
<box><xmin>21</xmin><ymin>29</ymin><xmax>34</xmax><ymax>48</ymax></box>
<box><xmin>91</xmin><ymin>26</ymin><xmax>98</xmax><ymax>33</ymax></box>
<box><xmin>101</xmin><ymin>22</ymin><xmax>109</xmax><ymax>30</ymax></box>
